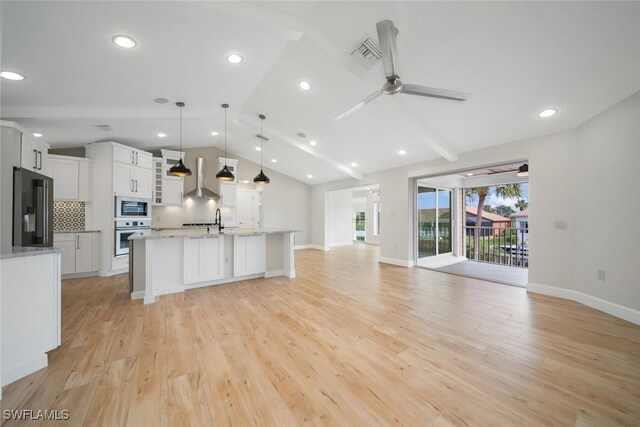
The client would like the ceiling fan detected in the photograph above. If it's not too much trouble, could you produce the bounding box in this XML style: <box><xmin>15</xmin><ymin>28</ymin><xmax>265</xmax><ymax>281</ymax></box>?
<box><xmin>335</xmin><ymin>20</ymin><xmax>468</xmax><ymax>121</ymax></box>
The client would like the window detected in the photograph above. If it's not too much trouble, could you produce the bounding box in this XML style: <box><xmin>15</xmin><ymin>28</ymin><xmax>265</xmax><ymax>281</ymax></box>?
<box><xmin>373</xmin><ymin>201</ymin><xmax>381</xmax><ymax>236</ymax></box>
<box><xmin>354</xmin><ymin>212</ymin><xmax>366</xmax><ymax>241</ymax></box>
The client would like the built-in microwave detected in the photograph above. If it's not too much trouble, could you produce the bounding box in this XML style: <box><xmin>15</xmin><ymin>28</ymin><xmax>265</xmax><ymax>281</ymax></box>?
<box><xmin>115</xmin><ymin>196</ymin><xmax>150</xmax><ymax>218</ymax></box>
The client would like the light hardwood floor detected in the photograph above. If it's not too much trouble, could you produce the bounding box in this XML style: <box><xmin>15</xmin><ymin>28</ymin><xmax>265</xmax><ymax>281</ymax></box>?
<box><xmin>2</xmin><ymin>244</ymin><xmax>639</xmax><ymax>426</ymax></box>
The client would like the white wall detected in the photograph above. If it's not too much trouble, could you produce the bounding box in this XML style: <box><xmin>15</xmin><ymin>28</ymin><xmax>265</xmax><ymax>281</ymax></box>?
<box><xmin>365</xmin><ymin>191</ymin><xmax>380</xmax><ymax>245</ymax></box>
<box><xmin>153</xmin><ymin>146</ymin><xmax>311</xmax><ymax>245</ymax></box>
<box><xmin>327</xmin><ymin>189</ymin><xmax>353</xmax><ymax>247</ymax></box>
<box><xmin>310</xmin><ymin>91</ymin><xmax>640</xmax><ymax>320</ymax></box>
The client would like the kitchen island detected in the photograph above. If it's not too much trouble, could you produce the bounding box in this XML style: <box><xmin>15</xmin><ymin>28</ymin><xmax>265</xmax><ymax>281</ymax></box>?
<box><xmin>129</xmin><ymin>228</ymin><xmax>299</xmax><ymax>304</ymax></box>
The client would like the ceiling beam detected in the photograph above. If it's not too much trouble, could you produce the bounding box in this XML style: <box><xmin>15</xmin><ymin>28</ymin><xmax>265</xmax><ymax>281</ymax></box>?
<box><xmin>236</xmin><ymin>113</ymin><xmax>363</xmax><ymax>181</ymax></box>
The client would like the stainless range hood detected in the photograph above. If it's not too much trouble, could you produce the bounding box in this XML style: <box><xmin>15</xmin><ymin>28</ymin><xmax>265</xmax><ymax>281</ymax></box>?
<box><xmin>183</xmin><ymin>157</ymin><xmax>220</xmax><ymax>200</ymax></box>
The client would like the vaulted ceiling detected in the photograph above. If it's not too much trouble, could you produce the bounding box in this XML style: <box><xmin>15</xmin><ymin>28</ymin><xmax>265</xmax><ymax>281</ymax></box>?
<box><xmin>2</xmin><ymin>1</ymin><xmax>640</xmax><ymax>184</ymax></box>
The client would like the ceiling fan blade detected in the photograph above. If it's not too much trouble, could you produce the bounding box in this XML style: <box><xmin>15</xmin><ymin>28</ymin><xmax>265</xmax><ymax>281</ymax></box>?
<box><xmin>376</xmin><ymin>20</ymin><xmax>400</xmax><ymax>79</ymax></box>
<box><xmin>401</xmin><ymin>83</ymin><xmax>468</xmax><ymax>101</ymax></box>
<box><xmin>334</xmin><ymin>90</ymin><xmax>383</xmax><ymax>121</ymax></box>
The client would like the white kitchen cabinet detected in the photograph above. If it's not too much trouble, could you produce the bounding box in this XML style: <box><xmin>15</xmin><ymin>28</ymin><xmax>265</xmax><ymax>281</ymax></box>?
<box><xmin>20</xmin><ymin>133</ymin><xmax>49</xmax><ymax>174</ymax></box>
<box><xmin>54</xmin><ymin>232</ymin><xmax>101</xmax><ymax>275</ymax></box>
<box><xmin>237</xmin><ymin>189</ymin><xmax>261</xmax><ymax>228</ymax></box>
<box><xmin>183</xmin><ymin>235</ymin><xmax>224</xmax><ymax>284</ymax></box>
<box><xmin>48</xmin><ymin>155</ymin><xmax>93</xmax><ymax>201</ymax></box>
<box><xmin>153</xmin><ymin>156</ymin><xmax>183</xmax><ymax>206</ymax></box>
<box><xmin>220</xmin><ymin>182</ymin><xmax>237</xmax><ymax>207</ymax></box>
<box><xmin>233</xmin><ymin>233</ymin><xmax>265</xmax><ymax>277</ymax></box>
<box><xmin>113</xmin><ymin>145</ymin><xmax>152</xmax><ymax>169</ymax></box>
<box><xmin>113</xmin><ymin>162</ymin><xmax>152</xmax><ymax>198</ymax></box>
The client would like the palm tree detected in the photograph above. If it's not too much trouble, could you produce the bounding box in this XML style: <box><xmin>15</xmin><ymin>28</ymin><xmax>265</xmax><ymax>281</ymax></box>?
<box><xmin>515</xmin><ymin>199</ymin><xmax>528</xmax><ymax>212</ymax></box>
<box><xmin>465</xmin><ymin>184</ymin><xmax>522</xmax><ymax>260</ymax></box>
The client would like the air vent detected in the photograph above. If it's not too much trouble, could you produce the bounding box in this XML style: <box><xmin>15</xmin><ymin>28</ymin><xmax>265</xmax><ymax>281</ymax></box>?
<box><xmin>92</xmin><ymin>124</ymin><xmax>113</xmax><ymax>132</ymax></box>
<box><xmin>255</xmin><ymin>133</ymin><xmax>269</xmax><ymax>141</ymax></box>
<box><xmin>350</xmin><ymin>37</ymin><xmax>382</xmax><ymax>69</ymax></box>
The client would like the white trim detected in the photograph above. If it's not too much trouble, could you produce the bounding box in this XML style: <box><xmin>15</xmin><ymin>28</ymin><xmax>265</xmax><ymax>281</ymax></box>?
<box><xmin>294</xmin><ymin>244</ymin><xmax>313</xmax><ymax>250</ymax></box>
<box><xmin>98</xmin><ymin>268</ymin><xmax>128</xmax><ymax>277</ymax></box>
<box><xmin>2</xmin><ymin>354</ymin><xmax>48</xmax><ymax>387</ymax></box>
<box><xmin>527</xmin><ymin>283</ymin><xmax>640</xmax><ymax>325</ymax></box>
<box><xmin>143</xmin><ymin>296</ymin><xmax>156</xmax><ymax>305</ymax></box>
<box><xmin>416</xmin><ymin>254</ymin><xmax>467</xmax><ymax>269</ymax></box>
<box><xmin>130</xmin><ymin>291</ymin><xmax>145</xmax><ymax>300</ymax></box>
<box><xmin>153</xmin><ymin>286</ymin><xmax>185</xmax><ymax>297</ymax></box>
<box><xmin>265</xmin><ymin>269</ymin><xmax>285</xmax><ymax>278</ymax></box>
<box><xmin>61</xmin><ymin>271</ymin><xmax>99</xmax><ymax>280</ymax></box>
<box><xmin>183</xmin><ymin>273</ymin><xmax>265</xmax><ymax>290</ymax></box>
<box><xmin>298</xmin><ymin>244</ymin><xmax>328</xmax><ymax>251</ymax></box>
<box><xmin>329</xmin><ymin>242</ymin><xmax>353</xmax><ymax>248</ymax></box>
<box><xmin>379</xmin><ymin>257</ymin><xmax>415</xmax><ymax>268</ymax></box>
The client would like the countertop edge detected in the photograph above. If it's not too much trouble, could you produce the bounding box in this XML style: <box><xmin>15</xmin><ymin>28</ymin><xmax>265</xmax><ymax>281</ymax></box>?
<box><xmin>1</xmin><ymin>247</ymin><xmax>63</xmax><ymax>260</ymax></box>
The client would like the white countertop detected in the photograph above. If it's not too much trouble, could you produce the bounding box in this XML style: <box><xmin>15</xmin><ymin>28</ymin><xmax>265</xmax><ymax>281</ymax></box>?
<box><xmin>129</xmin><ymin>228</ymin><xmax>300</xmax><ymax>241</ymax></box>
<box><xmin>1</xmin><ymin>246</ymin><xmax>63</xmax><ymax>260</ymax></box>
<box><xmin>54</xmin><ymin>230</ymin><xmax>101</xmax><ymax>234</ymax></box>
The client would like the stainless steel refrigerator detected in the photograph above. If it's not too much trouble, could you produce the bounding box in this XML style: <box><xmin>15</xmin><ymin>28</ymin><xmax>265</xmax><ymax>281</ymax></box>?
<box><xmin>13</xmin><ymin>167</ymin><xmax>54</xmax><ymax>247</ymax></box>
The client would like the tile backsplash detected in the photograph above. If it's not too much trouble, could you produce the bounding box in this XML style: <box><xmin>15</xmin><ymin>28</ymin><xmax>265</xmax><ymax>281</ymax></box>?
<box><xmin>53</xmin><ymin>201</ymin><xmax>86</xmax><ymax>232</ymax></box>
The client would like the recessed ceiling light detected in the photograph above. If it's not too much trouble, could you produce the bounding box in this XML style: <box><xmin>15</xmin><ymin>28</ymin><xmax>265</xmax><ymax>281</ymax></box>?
<box><xmin>271</xmin><ymin>159</ymin><xmax>277</xmax><ymax>163</ymax></box>
<box><xmin>397</xmin><ymin>149</ymin><xmax>407</xmax><ymax>155</ymax></box>
<box><xmin>33</xmin><ymin>133</ymin><xmax>43</xmax><ymax>138</ymax></box>
<box><xmin>226</xmin><ymin>54</ymin><xmax>243</xmax><ymax>64</ymax></box>
<box><xmin>297</xmin><ymin>132</ymin><xmax>306</xmax><ymax>138</ymax></box>
<box><xmin>309</xmin><ymin>140</ymin><xmax>317</xmax><ymax>146</ymax></box>
<box><xmin>154</xmin><ymin>97</ymin><xmax>168</xmax><ymax>104</ymax></box>
<box><xmin>307</xmin><ymin>174</ymin><xmax>313</xmax><ymax>179</ymax></box>
<box><xmin>350</xmin><ymin>162</ymin><xmax>358</xmax><ymax>167</ymax></box>
<box><xmin>255</xmin><ymin>146</ymin><xmax>261</xmax><ymax>151</ymax></box>
<box><xmin>299</xmin><ymin>81</ymin><xmax>312</xmax><ymax>91</ymax></box>
<box><xmin>538</xmin><ymin>108</ymin><xmax>557</xmax><ymax>118</ymax></box>
<box><xmin>239</xmin><ymin>180</ymin><xmax>251</xmax><ymax>184</ymax></box>
<box><xmin>112</xmin><ymin>35</ymin><xmax>136</xmax><ymax>49</ymax></box>
<box><xmin>465</xmin><ymin>173</ymin><xmax>474</xmax><ymax>176</ymax></box>
<box><xmin>210</xmin><ymin>131</ymin><xmax>219</xmax><ymax>136</ymax></box>
<box><xmin>0</xmin><ymin>71</ymin><xmax>25</xmax><ymax>81</ymax></box>
<box><xmin>157</xmin><ymin>132</ymin><xmax>166</xmax><ymax>138</ymax></box>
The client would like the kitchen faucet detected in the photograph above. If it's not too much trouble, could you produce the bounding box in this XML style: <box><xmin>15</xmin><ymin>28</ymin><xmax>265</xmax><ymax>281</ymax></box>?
<box><xmin>214</xmin><ymin>208</ymin><xmax>224</xmax><ymax>232</ymax></box>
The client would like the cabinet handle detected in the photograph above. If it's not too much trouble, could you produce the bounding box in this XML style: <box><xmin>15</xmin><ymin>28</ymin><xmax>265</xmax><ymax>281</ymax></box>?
<box><xmin>135</xmin><ymin>152</ymin><xmax>138</xmax><ymax>165</ymax></box>
<box><xmin>130</xmin><ymin>179</ymin><xmax>134</xmax><ymax>192</ymax></box>
<box><xmin>76</xmin><ymin>235</ymin><xmax>80</xmax><ymax>250</ymax></box>
<box><xmin>38</xmin><ymin>151</ymin><xmax>42</xmax><ymax>170</ymax></box>
<box><xmin>130</xmin><ymin>151</ymin><xmax>134</xmax><ymax>164</ymax></box>
<box><xmin>135</xmin><ymin>180</ymin><xmax>138</xmax><ymax>192</ymax></box>
<box><xmin>33</xmin><ymin>149</ymin><xmax>38</xmax><ymax>169</ymax></box>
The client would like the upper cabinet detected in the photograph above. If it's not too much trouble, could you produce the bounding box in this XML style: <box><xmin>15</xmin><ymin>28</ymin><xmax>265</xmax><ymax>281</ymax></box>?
<box><xmin>20</xmin><ymin>133</ymin><xmax>49</xmax><ymax>175</ymax></box>
<box><xmin>48</xmin><ymin>155</ymin><xmax>92</xmax><ymax>201</ymax></box>
<box><xmin>220</xmin><ymin>182</ymin><xmax>237</xmax><ymax>207</ymax></box>
<box><xmin>113</xmin><ymin>144</ymin><xmax>152</xmax><ymax>169</ymax></box>
<box><xmin>153</xmin><ymin>150</ymin><xmax>184</xmax><ymax>206</ymax></box>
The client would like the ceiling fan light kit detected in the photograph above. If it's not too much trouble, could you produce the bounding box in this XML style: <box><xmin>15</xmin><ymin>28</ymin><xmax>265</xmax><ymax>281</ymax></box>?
<box><xmin>216</xmin><ymin>103</ymin><xmax>236</xmax><ymax>181</ymax></box>
<box><xmin>169</xmin><ymin>101</ymin><xmax>192</xmax><ymax>177</ymax></box>
<box><xmin>335</xmin><ymin>19</ymin><xmax>469</xmax><ymax>121</ymax></box>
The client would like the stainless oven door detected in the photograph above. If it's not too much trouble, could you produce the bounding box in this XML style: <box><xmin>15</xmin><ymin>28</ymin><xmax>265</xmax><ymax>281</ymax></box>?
<box><xmin>115</xmin><ymin>229</ymin><xmax>136</xmax><ymax>256</ymax></box>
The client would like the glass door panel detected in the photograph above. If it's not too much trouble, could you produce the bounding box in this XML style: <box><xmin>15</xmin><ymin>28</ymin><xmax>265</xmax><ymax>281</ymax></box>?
<box><xmin>437</xmin><ymin>189</ymin><xmax>452</xmax><ymax>254</ymax></box>
<box><xmin>417</xmin><ymin>186</ymin><xmax>437</xmax><ymax>257</ymax></box>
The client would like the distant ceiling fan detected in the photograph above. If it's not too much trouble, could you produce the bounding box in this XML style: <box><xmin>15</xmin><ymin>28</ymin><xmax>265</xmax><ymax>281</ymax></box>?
<box><xmin>335</xmin><ymin>20</ymin><xmax>468</xmax><ymax>121</ymax></box>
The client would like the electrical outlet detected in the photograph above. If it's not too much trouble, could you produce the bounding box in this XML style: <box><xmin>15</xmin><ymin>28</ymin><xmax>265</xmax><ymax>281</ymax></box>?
<box><xmin>597</xmin><ymin>270</ymin><xmax>606</xmax><ymax>281</ymax></box>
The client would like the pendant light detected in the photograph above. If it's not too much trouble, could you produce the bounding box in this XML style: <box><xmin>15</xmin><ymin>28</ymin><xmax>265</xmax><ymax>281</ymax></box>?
<box><xmin>517</xmin><ymin>163</ymin><xmax>529</xmax><ymax>177</ymax></box>
<box><xmin>216</xmin><ymin>103</ymin><xmax>235</xmax><ymax>181</ymax></box>
<box><xmin>168</xmin><ymin>101</ymin><xmax>192</xmax><ymax>177</ymax></box>
<box><xmin>253</xmin><ymin>114</ymin><xmax>270</xmax><ymax>184</ymax></box>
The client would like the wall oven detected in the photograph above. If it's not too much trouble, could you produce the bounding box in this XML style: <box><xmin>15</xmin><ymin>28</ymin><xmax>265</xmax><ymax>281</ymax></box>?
<box><xmin>115</xmin><ymin>219</ymin><xmax>151</xmax><ymax>257</ymax></box>
<box><xmin>115</xmin><ymin>196</ymin><xmax>150</xmax><ymax>218</ymax></box>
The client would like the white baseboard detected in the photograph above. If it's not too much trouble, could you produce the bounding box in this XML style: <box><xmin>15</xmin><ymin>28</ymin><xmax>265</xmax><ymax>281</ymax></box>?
<box><xmin>130</xmin><ymin>291</ymin><xmax>145</xmax><ymax>300</ymax></box>
<box><xmin>329</xmin><ymin>242</ymin><xmax>354</xmax><ymax>248</ymax></box>
<box><xmin>297</xmin><ymin>244</ymin><xmax>328</xmax><ymax>251</ymax></box>
<box><xmin>62</xmin><ymin>271</ymin><xmax>99</xmax><ymax>280</ymax></box>
<box><xmin>528</xmin><ymin>283</ymin><xmax>640</xmax><ymax>325</ymax></box>
<box><xmin>265</xmin><ymin>269</ymin><xmax>285</xmax><ymax>278</ymax></box>
<box><xmin>143</xmin><ymin>296</ymin><xmax>156</xmax><ymax>305</ymax></box>
<box><xmin>379</xmin><ymin>257</ymin><xmax>415</xmax><ymax>268</ymax></box>
<box><xmin>98</xmin><ymin>268</ymin><xmax>128</xmax><ymax>277</ymax></box>
<box><xmin>2</xmin><ymin>354</ymin><xmax>48</xmax><ymax>386</ymax></box>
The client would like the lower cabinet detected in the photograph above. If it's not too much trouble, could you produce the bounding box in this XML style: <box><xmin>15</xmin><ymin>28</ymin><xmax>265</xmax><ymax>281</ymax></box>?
<box><xmin>183</xmin><ymin>235</ymin><xmax>224</xmax><ymax>285</ymax></box>
<box><xmin>233</xmin><ymin>234</ymin><xmax>266</xmax><ymax>277</ymax></box>
<box><xmin>54</xmin><ymin>232</ymin><xmax>101</xmax><ymax>275</ymax></box>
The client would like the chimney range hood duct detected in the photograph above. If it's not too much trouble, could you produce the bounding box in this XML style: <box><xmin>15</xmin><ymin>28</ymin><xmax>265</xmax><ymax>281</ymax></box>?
<box><xmin>184</xmin><ymin>157</ymin><xmax>220</xmax><ymax>200</ymax></box>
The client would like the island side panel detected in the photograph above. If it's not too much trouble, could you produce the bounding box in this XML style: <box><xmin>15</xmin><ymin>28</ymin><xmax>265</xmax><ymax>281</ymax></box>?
<box><xmin>265</xmin><ymin>233</ymin><xmax>284</xmax><ymax>277</ymax></box>
<box><xmin>284</xmin><ymin>232</ymin><xmax>296</xmax><ymax>278</ymax></box>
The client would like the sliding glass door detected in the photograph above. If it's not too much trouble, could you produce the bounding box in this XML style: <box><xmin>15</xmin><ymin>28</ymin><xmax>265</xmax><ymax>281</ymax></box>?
<box><xmin>417</xmin><ymin>185</ymin><xmax>452</xmax><ymax>259</ymax></box>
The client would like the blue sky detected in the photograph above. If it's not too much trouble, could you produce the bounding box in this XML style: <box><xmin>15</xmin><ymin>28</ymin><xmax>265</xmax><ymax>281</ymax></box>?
<box><xmin>418</xmin><ymin>183</ymin><xmax>528</xmax><ymax>210</ymax></box>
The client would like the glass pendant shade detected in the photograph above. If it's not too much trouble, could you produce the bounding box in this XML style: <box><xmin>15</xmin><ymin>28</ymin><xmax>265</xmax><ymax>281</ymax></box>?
<box><xmin>169</xmin><ymin>101</ymin><xmax>192</xmax><ymax>177</ymax></box>
<box><xmin>253</xmin><ymin>169</ymin><xmax>270</xmax><ymax>184</ymax></box>
<box><xmin>216</xmin><ymin>103</ymin><xmax>235</xmax><ymax>181</ymax></box>
<box><xmin>216</xmin><ymin>165</ymin><xmax>235</xmax><ymax>181</ymax></box>
<box><xmin>169</xmin><ymin>158</ymin><xmax>191</xmax><ymax>177</ymax></box>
